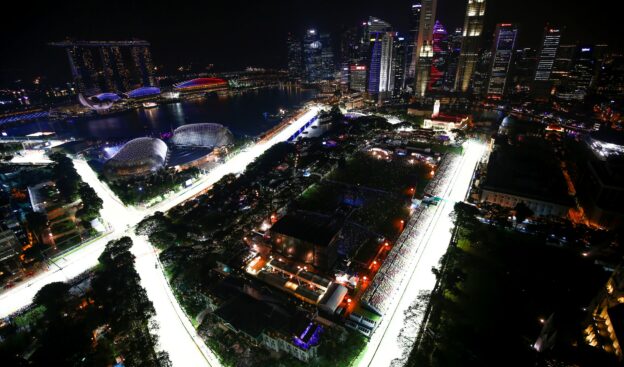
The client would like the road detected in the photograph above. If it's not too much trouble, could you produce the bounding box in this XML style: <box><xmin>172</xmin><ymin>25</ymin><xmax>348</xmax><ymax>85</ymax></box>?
<box><xmin>0</xmin><ymin>105</ymin><xmax>322</xmax><ymax>367</ymax></box>
<box><xmin>358</xmin><ymin>140</ymin><xmax>486</xmax><ymax>367</ymax></box>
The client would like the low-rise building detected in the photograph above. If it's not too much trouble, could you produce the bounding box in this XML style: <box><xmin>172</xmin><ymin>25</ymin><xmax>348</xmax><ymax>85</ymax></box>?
<box><xmin>269</xmin><ymin>211</ymin><xmax>343</xmax><ymax>272</ymax></box>
<box><xmin>479</xmin><ymin>138</ymin><xmax>573</xmax><ymax>217</ymax></box>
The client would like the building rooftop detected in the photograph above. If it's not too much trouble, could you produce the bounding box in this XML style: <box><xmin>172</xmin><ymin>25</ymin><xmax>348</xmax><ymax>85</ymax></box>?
<box><xmin>270</xmin><ymin>211</ymin><xmax>344</xmax><ymax>248</ymax></box>
<box><xmin>214</xmin><ymin>293</ymin><xmax>291</xmax><ymax>339</ymax></box>
<box><xmin>166</xmin><ymin>146</ymin><xmax>213</xmax><ymax>168</ymax></box>
<box><xmin>482</xmin><ymin>140</ymin><xmax>573</xmax><ymax>206</ymax></box>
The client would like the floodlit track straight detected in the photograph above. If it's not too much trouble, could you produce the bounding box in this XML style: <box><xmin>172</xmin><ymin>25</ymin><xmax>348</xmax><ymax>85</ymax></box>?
<box><xmin>358</xmin><ymin>141</ymin><xmax>486</xmax><ymax>367</ymax></box>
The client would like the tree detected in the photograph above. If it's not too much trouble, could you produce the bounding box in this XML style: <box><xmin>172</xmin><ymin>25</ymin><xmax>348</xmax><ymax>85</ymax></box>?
<box><xmin>26</xmin><ymin>211</ymin><xmax>48</xmax><ymax>243</ymax></box>
<box><xmin>514</xmin><ymin>202</ymin><xmax>533</xmax><ymax>226</ymax></box>
<box><xmin>451</xmin><ymin>202</ymin><xmax>480</xmax><ymax>228</ymax></box>
<box><xmin>76</xmin><ymin>183</ymin><xmax>103</xmax><ymax>222</ymax></box>
<box><xmin>33</xmin><ymin>282</ymin><xmax>71</xmax><ymax>318</ymax></box>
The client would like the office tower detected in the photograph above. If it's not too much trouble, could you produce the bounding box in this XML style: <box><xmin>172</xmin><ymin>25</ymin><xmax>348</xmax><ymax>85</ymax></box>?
<box><xmin>368</xmin><ymin>32</ymin><xmax>395</xmax><ymax>95</ymax></box>
<box><xmin>320</xmin><ymin>33</ymin><xmax>335</xmax><ymax>80</ymax></box>
<box><xmin>532</xmin><ymin>26</ymin><xmax>562</xmax><ymax>97</ymax></box>
<box><xmin>471</xmin><ymin>49</ymin><xmax>492</xmax><ymax>96</ymax></box>
<box><xmin>303</xmin><ymin>29</ymin><xmax>323</xmax><ymax>83</ymax></box>
<box><xmin>509</xmin><ymin>48</ymin><xmax>537</xmax><ymax>94</ymax></box>
<box><xmin>340</xmin><ymin>23</ymin><xmax>371</xmax><ymax>88</ymax></box>
<box><xmin>443</xmin><ymin>27</ymin><xmax>463</xmax><ymax>90</ymax></box>
<box><xmin>595</xmin><ymin>55</ymin><xmax>624</xmax><ymax>98</ymax></box>
<box><xmin>287</xmin><ymin>33</ymin><xmax>303</xmax><ymax>80</ymax></box>
<box><xmin>406</xmin><ymin>2</ymin><xmax>423</xmax><ymax>81</ymax></box>
<box><xmin>429</xmin><ymin>21</ymin><xmax>449</xmax><ymax>92</ymax></box>
<box><xmin>413</xmin><ymin>0</ymin><xmax>438</xmax><ymax>97</ymax></box>
<box><xmin>486</xmin><ymin>23</ymin><xmax>518</xmax><ymax>98</ymax></box>
<box><xmin>393</xmin><ymin>34</ymin><xmax>407</xmax><ymax>94</ymax></box>
<box><xmin>455</xmin><ymin>0</ymin><xmax>487</xmax><ymax>93</ymax></box>
<box><xmin>551</xmin><ymin>44</ymin><xmax>576</xmax><ymax>84</ymax></box>
<box><xmin>534</xmin><ymin>26</ymin><xmax>562</xmax><ymax>82</ymax></box>
<box><xmin>591</xmin><ymin>44</ymin><xmax>610</xmax><ymax>88</ymax></box>
<box><xmin>367</xmin><ymin>16</ymin><xmax>392</xmax><ymax>37</ymax></box>
<box><xmin>340</xmin><ymin>27</ymin><xmax>358</xmax><ymax>88</ymax></box>
<box><xmin>349</xmin><ymin>65</ymin><xmax>367</xmax><ymax>92</ymax></box>
<box><xmin>50</xmin><ymin>40</ymin><xmax>155</xmax><ymax>94</ymax></box>
<box><xmin>563</xmin><ymin>46</ymin><xmax>596</xmax><ymax>99</ymax></box>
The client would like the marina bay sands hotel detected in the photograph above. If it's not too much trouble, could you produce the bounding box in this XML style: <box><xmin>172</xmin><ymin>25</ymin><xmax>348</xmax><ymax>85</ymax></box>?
<box><xmin>49</xmin><ymin>40</ymin><xmax>155</xmax><ymax>95</ymax></box>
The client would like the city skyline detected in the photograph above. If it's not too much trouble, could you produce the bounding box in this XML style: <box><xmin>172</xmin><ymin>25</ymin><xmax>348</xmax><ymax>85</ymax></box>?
<box><xmin>1</xmin><ymin>0</ymin><xmax>621</xmax><ymax>86</ymax></box>
<box><xmin>1</xmin><ymin>1</ymin><xmax>624</xmax><ymax>367</ymax></box>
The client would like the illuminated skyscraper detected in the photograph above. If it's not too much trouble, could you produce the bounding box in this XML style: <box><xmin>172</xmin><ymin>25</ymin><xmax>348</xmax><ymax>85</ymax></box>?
<box><xmin>287</xmin><ymin>33</ymin><xmax>303</xmax><ymax>80</ymax></box>
<box><xmin>486</xmin><ymin>23</ymin><xmax>518</xmax><ymax>98</ymax></box>
<box><xmin>320</xmin><ymin>33</ymin><xmax>335</xmax><ymax>80</ymax></box>
<box><xmin>413</xmin><ymin>0</ymin><xmax>438</xmax><ymax>96</ymax></box>
<box><xmin>302</xmin><ymin>29</ymin><xmax>333</xmax><ymax>83</ymax></box>
<box><xmin>443</xmin><ymin>27</ymin><xmax>463</xmax><ymax>90</ymax></box>
<box><xmin>534</xmin><ymin>26</ymin><xmax>562</xmax><ymax>82</ymax></box>
<box><xmin>368</xmin><ymin>31</ymin><xmax>395</xmax><ymax>95</ymax></box>
<box><xmin>349</xmin><ymin>65</ymin><xmax>367</xmax><ymax>92</ymax></box>
<box><xmin>454</xmin><ymin>0</ymin><xmax>487</xmax><ymax>93</ymax></box>
<box><xmin>406</xmin><ymin>2</ymin><xmax>422</xmax><ymax>81</ymax></box>
<box><xmin>303</xmin><ymin>29</ymin><xmax>323</xmax><ymax>83</ymax></box>
<box><xmin>393</xmin><ymin>34</ymin><xmax>407</xmax><ymax>94</ymax></box>
<box><xmin>551</xmin><ymin>44</ymin><xmax>576</xmax><ymax>82</ymax></box>
<box><xmin>428</xmin><ymin>20</ymin><xmax>449</xmax><ymax>92</ymax></box>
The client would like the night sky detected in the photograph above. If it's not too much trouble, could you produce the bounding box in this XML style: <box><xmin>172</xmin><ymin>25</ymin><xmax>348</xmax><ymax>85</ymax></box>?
<box><xmin>1</xmin><ymin>0</ymin><xmax>620</xmax><ymax>85</ymax></box>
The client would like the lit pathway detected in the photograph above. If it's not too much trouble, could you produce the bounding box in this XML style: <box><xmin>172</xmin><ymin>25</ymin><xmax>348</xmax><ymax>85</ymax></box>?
<box><xmin>357</xmin><ymin>140</ymin><xmax>486</xmax><ymax>367</ymax></box>
<box><xmin>0</xmin><ymin>105</ymin><xmax>323</xmax><ymax>367</ymax></box>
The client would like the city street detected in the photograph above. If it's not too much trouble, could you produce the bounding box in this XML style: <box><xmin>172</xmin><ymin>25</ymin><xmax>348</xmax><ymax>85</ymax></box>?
<box><xmin>358</xmin><ymin>140</ymin><xmax>486</xmax><ymax>367</ymax></box>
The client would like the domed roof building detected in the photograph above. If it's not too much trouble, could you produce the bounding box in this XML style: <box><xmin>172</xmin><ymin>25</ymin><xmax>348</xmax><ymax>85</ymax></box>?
<box><xmin>173</xmin><ymin>78</ymin><xmax>228</xmax><ymax>92</ymax></box>
<box><xmin>125</xmin><ymin>86</ymin><xmax>161</xmax><ymax>99</ymax></box>
<box><xmin>498</xmin><ymin>115</ymin><xmax>516</xmax><ymax>135</ymax></box>
<box><xmin>104</xmin><ymin>137</ymin><xmax>168</xmax><ymax>178</ymax></box>
<box><xmin>171</xmin><ymin>123</ymin><xmax>234</xmax><ymax>148</ymax></box>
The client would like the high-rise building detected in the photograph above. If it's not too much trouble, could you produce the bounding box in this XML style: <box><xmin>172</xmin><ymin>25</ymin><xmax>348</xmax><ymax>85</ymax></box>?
<box><xmin>320</xmin><ymin>33</ymin><xmax>335</xmax><ymax>80</ymax></box>
<box><xmin>393</xmin><ymin>34</ymin><xmax>408</xmax><ymax>95</ymax></box>
<box><xmin>534</xmin><ymin>26</ymin><xmax>563</xmax><ymax>82</ymax></box>
<box><xmin>349</xmin><ymin>65</ymin><xmax>367</xmax><ymax>92</ymax></box>
<box><xmin>413</xmin><ymin>0</ymin><xmax>438</xmax><ymax>97</ymax></box>
<box><xmin>556</xmin><ymin>46</ymin><xmax>598</xmax><ymax>100</ymax></box>
<box><xmin>303</xmin><ymin>29</ymin><xmax>323</xmax><ymax>83</ymax></box>
<box><xmin>302</xmin><ymin>29</ymin><xmax>334</xmax><ymax>83</ymax></box>
<box><xmin>471</xmin><ymin>49</ymin><xmax>492</xmax><ymax>96</ymax></box>
<box><xmin>366</xmin><ymin>16</ymin><xmax>392</xmax><ymax>38</ymax></box>
<box><xmin>340</xmin><ymin>23</ymin><xmax>371</xmax><ymax>89</ymax></box>
<box><xmin>428</xmin><ymin>20</ymin><xmax>449</xmax><ymax>92</ymax></box>
<box><xmin>508</xmin><ymin>48</ymin><xmax>537</xmax><ymax>94</ymax></box>
<box><xmin>595</xmin><ymin>55</ymin><xmax>624</xmax><ymax>98</ymax></box>
<box><xmin>532</xmin><ymin>26</ymin><xmax>563</xmax><ymax>97</ymax></box>
<box><xmin>287</xmin><ymin>33</ymin><xmax>303</xmax><ymax>80</ymax></box>
<box><xmin>443</xmin><ymin>28</ymin><xmax>463</xmax><ymax>91</ymax></box>
<box><xmin>486</xmin><ymin>23</ymin><xmax>518</xmax><ymax>98</ymax></box>
<box><xmin>454</xmin><ymin>0</ymin><xmax>487</xmax><ymax>93</ymax></box>
<box><xmin>50</xmin><ymin>40</ymin><xmax>155</xmax><ymax>95</ymax></box>
<box><xmin>551</xmin><ymin>44</ymin><xmax>576</xmax><ymax>82</ymax></box>
<box><xmin>368</xmin><ymin>32</ymin><xmax>395</xmax><ymax>95</ymax></box>
<box><xmin>406</xmin><ymin>2</ymin><xmax>423</xmax><ymax>81</ymax></box>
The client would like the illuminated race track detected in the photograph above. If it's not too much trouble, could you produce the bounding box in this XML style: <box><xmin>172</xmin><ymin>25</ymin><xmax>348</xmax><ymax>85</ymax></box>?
<box><xmin>0</xmin><ymin>105</ymin><xmax>323</xmax><ymax>367</ymax></box>
<box><xmin>357</xmin><ymin>140</ymin><xmax>486</xmax><ymax>367</ymax></box>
